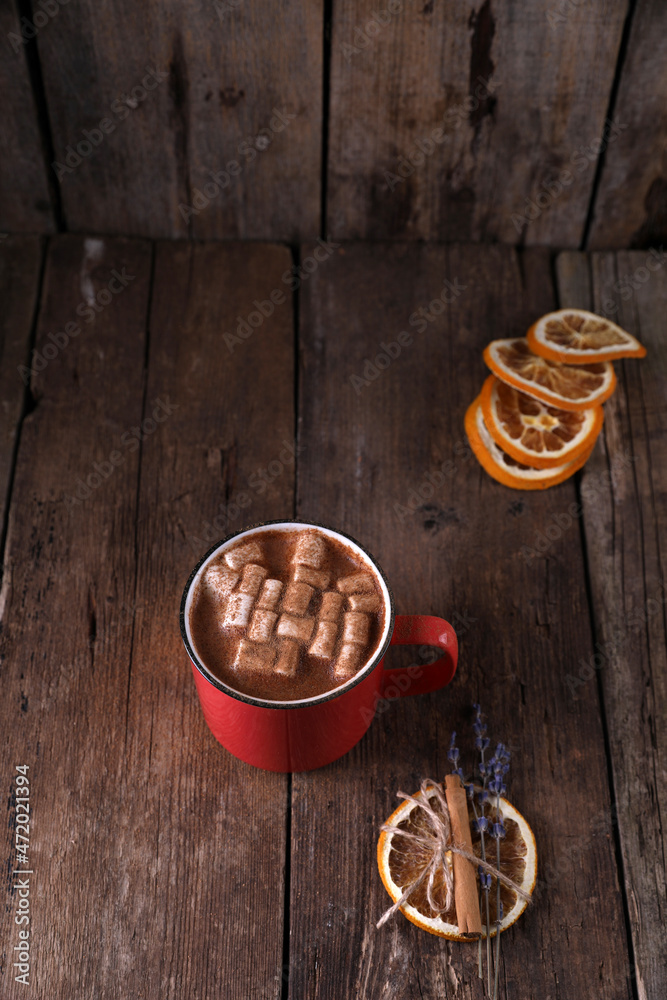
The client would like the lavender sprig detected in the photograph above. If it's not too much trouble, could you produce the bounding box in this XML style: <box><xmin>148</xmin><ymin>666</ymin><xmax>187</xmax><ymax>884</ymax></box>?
<box><xmin>447</xmin><ymin>731</ymin><xmax>464</xmax><ymax>783</ymax></box>
<box><xmin>450</xmin><ymin>712</ymin><xmax>513</xmax><ymax>998</ymax></box>
<box><xmin>472</xmin><ymin>704</ymin><xmax>492</xmax><ymax>994</ymax></box>
<box><xmin>489</xmin><ymin>743</ymin><xmax>510</xmax><ymax>1000</ymax></box>
<box><xmin>494</xmin><ymin>901</ymin><xmax>504</xmax><ymax>1000</ymax></box>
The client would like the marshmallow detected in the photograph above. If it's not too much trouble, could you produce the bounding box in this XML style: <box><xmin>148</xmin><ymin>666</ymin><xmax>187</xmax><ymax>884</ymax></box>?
<box><xmin>202</xmin><ymin>563</ymin><xmax>239</xmax><ymax>602</ymax></box>
<box><xmin>282</xmin><ymin>581</ymin><xmax>314</xmax><ymax>616</ymax></box>
<box><xmin>248</xmin><ymin>609</ymin><xmax>278</xmax><ymax>643</ymax></box>
<box><xmin>293</xmin><ymin>531</ymin><xmax>326</xmax><ymax>568</ymax></box>
<box><xmin>333</xmin><ymin>643</ymin><xmax>363</xmax><ymax>680</ymax></box>
<box><xmin>276</xmin><ymin>614</ymin><xmax>315</xmax><ymax>644</ymax></box>
<box><xmin>337</xmin><ymin>571</ymin><xmax>375</xmax><ymax>594</ymax></box>
<box><xmin>343</xmin><ymin>611</ymin><xmax>370</xmax><ymax>646</ymax></box>
<box><xmin>233</xmin><ymin>638</ymin><xmax>276</xmax><ymax>673</ymax></box>
<box><xmin>293</xmin><ymin>564</ymin><xmax>331</xmax><ymax>589</ymax></box>
<box><xmin>238</xmin><ymin>563</ymin><xmax>268</xmax><ymax>598</ymax></box>
<box><xmin>309</xmin><ymin>621</ymin><xmax>338</xmax><ymax>659</ymax></box>
<box><xmin>275</xmin><ymin>639</ymin><xmax>300</xmax><ymax>677</ymax></box>
<box><xmin>348</xmin><ymin>592</ymin><xmax>382</xmax><ymax>613</ymax></box>
<box><xmin>257</xmin><ymin>579</ymin><xmax>283</xmax><ymax>611</ymax></box>
<box><xmin>224</xmin><ymin>540</ymin><xmax>264</xmax><ymax>570</ymax></box>
<box><xmin>223</xmin><ymin>592</ymin><xmax>255</xmax><ymax>629</ymax></box>
<box><xmin>319</xmin><ymin>591</ymin><xmax>344</xmax><ymax>622</ymax></box>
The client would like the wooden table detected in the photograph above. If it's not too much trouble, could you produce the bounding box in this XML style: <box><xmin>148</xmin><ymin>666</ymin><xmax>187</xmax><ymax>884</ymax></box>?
<box><xmin>1</xmin><ymin>235</ymin><xmax>665</xmax><ymax>1000</ymax></box>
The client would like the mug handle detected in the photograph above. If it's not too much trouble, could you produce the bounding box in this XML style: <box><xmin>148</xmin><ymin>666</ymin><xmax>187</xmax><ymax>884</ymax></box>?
<box><xmin>380</xmin><ymin>615</ymin><xmax>458</xmax><ymax>698</ymax></box>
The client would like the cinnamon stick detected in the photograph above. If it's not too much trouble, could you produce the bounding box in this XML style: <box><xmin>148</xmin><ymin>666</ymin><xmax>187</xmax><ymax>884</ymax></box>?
<box><xmin>444</xmin><ymin>774</ymin><xmax>482</xmax><ymax>937</ymax></box>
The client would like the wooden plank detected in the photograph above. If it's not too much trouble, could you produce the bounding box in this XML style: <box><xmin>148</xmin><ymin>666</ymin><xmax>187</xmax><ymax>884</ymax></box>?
<box><xmin>291</xmin><ymin>242</ymin><xmax>632</xmax><ymax>998</ymax></box>
<box><xmin>587</xmin><ymin>0</ymin><xmax>667</xmax><ymax>249</ymax></box>
<box><xmin>556</xmin><ymin>249</ymin><xmax>667</xmax><ymax>1000</ymax></box>
<box><xmin>0</xmin><ymin>13</ymin><xmax>54</xmax><ymax>232</ymax></box>
<box><xmin>123</xmin><ymin>240</ymin><xmax>296</xmax><ymax>998</ymax></box>
<box><xmin>326</xmin><ymin>0</ymin><xmax>628</xmax><ymax>245</ymax></box>
<box><xmin>36</xmin><ymin>0</ymin><xmax>321</xmax><ymax>239</ymax></box>
<box><xmin>0</xmin><ymin>237</ymin><xmax>295</xmax><ymax>999</ymax></box>
<box><xmin>0</xmin><ymin>233</ymin><xmax>152</xmax><ymax>1000</ymax></box>
<box><xmin>0</xmin><ymin>236</ymin><xmax>43</xmax><ymax>528</ymax></box>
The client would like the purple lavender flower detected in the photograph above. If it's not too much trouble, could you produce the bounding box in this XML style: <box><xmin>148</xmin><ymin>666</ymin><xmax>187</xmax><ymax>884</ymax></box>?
<box><xmin>468</xmin><ymin>709</ymin><xmax>512</xmax><ymax>1000</ymax></box>
<box><xmin>447</xmin><ymin>731</ymin><xmax>460</xmax><ymax>765</ymax></box>
<box><xmin>472</xmin><ymin>704</ymin><xmax>487</xmax><ymax>738</ymax></box>
<box><xmin>447</xmin><ymin>731</ymin><xmax>465</xmax><ymax>782</ymax></box>
<box><xmin>488</xmin><ymin>777</ymin><xmax>507</xmax><ymax>796</ymax></box>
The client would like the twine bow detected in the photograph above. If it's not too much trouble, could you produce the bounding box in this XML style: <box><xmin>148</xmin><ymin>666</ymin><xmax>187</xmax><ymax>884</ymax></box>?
<box><xmin>377</xmin><ymin>779</ymin><xmax>531</xmax><ymax>929</ymax></box>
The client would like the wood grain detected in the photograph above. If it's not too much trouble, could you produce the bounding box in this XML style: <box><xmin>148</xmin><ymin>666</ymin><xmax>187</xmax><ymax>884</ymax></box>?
<box><xmin>291</xmin><ymin>242</ymin><xmax>632</xmax><ymax>999</ymax></box>
<box><xmin>587</xmin><ymin>0</ymin><xmax>667</xmax><ymax>249</ymax></box>
<box><xmin>120</xmin><ymin>241</ymin><xmax>297</xmax><ymax>1000</ymax></box>
<box><xmin>0</xmin><ymin>11</ymin><xmax>54</xmax><ymax>232</ymax></box>
<box><xmin>326</xmin><ymin>0</ymin><xmax>629</xmax><ymax>245</ymax></box>
<box><xmin>0</xmin><ymin>234</ymin><xmax>153</xmax><ymax>1000</ymax></box>
<box><xmin>556</xmin><ymin>249</ymin><xmax>667</xmax><ymax>1000</ymax></box>
<box><xmin>35</xmin><ymin>0</ymin><xmax>321</xmax><ymax>239</ymax></box>
<box><xmin>0</xmin><ymin>237</ymin><xmax>295</xmax><ymax>999</ymax></box>
<box><xmin>0</xmin><ymin>236</ymin><xmax>43</xmax><ymax>529</ymax></box>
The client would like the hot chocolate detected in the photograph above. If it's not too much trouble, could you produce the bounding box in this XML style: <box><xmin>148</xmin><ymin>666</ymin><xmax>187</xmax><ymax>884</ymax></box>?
<box><xmin>188</xmin><ymin>527</ymin><xmax>387</xmax><ymax>701</ymax></box>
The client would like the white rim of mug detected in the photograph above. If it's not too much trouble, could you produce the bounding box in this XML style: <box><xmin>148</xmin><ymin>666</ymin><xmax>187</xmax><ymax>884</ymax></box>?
<box><xmin>180</xmin><ymin>519</ymin><xmax>395</xmax><ymax>710</ymax></box>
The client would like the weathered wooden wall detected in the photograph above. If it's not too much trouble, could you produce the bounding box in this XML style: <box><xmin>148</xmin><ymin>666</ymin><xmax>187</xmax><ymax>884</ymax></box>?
<box><xmin>2</xmin><ymin>0</ymin><xmax>665</xmax><ymax>248</ymax></box>
<box><xmin>586</xmin><ymin>0</ymin><xmax>667</xmax><ymax>248</ymax></box>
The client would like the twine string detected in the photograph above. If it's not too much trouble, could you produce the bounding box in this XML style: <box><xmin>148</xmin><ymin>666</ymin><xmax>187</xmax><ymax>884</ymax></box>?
<box><xmin>377</xmin><ymin>779</ymin><xmax>531</xmax><ymax>930</ymax></box>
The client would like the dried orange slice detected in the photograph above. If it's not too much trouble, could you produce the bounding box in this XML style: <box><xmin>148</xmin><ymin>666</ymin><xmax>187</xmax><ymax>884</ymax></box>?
<box><xmin>480</xmin><ymin>374</ymin><xmax>603</xmax><ymax>470</ymax></box>
<box><xmin>527</xmin><ymin>309</ymin><xmax>646</xmax><ymax>364</ymax></box>
<box><xmin>483</xmin><ymin>338</ymin><xmax>616</xmax><ymax>412</ymax></box>
<box><xmin>378</xmin><ymin>785</ymin><xmax>537</xmax><ymax>940</ymax></box>
<box><xmin>465</xmin><ymin>397</ymin><xmax>594</xmax><ymax>490</ymax></box>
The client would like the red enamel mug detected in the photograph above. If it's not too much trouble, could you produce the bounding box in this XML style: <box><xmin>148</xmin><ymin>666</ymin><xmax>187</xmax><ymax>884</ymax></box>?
<box><xmin>180</xmin><ymin>520</ymin><xmax>458</xmax><ymax>772</ymax></box>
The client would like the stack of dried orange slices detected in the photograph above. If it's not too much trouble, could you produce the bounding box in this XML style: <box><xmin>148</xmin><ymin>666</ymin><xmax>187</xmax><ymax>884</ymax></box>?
<box><xmin>465</xmin><ymin>309</ymin><xmax>646</xmax><ymax>490</ymax></box>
